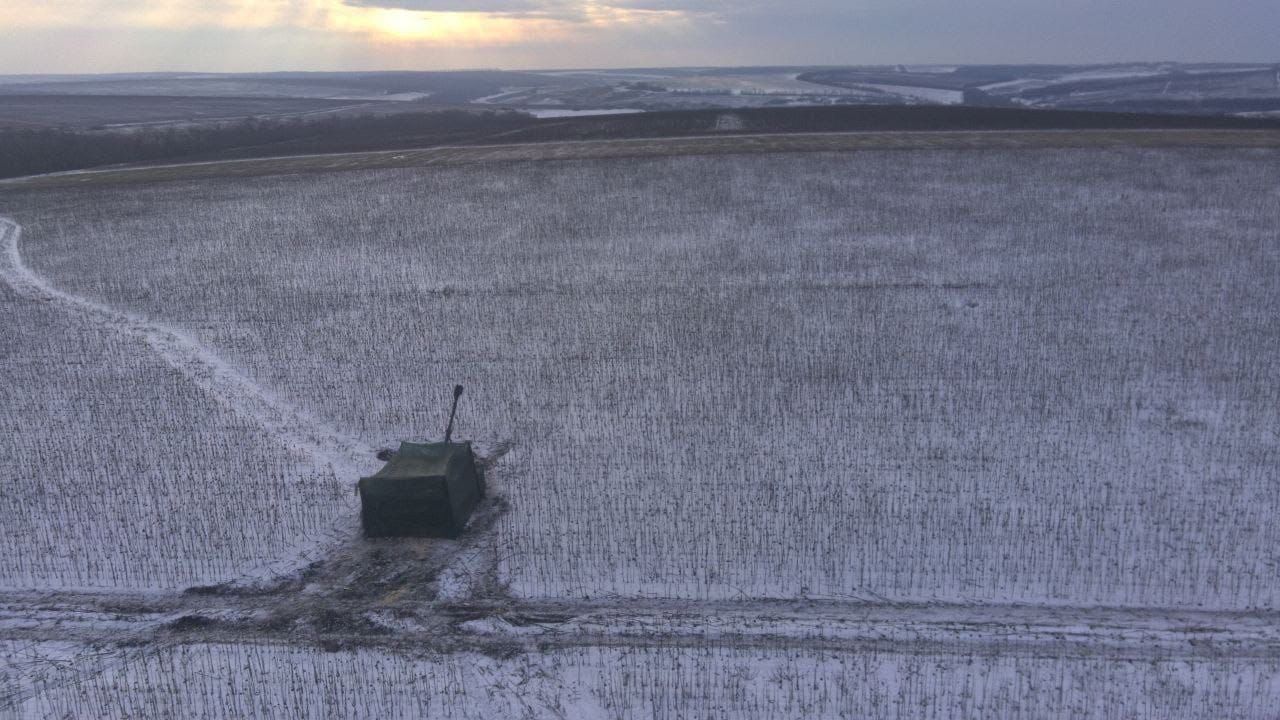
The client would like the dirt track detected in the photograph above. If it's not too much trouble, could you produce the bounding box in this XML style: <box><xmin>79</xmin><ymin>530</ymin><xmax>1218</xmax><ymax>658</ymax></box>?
<box><xmin>5</xmin><ymin>552</ymin><xmax>1280</xmax><ymax>663</ymax></box>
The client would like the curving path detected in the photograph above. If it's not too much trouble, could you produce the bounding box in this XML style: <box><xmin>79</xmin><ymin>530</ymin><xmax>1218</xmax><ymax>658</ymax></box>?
<box><xmin>0</xmin><ymin>217</ymin><xmax>373</xmax><ymax>479</ymax></box>
<box><xmin>0</xmin><ymin>216</ymin><xmax>377</xmax><ymax>583</ymax></box>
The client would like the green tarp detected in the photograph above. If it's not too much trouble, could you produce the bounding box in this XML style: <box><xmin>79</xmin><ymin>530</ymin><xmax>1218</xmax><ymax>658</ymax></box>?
<box><xmin>370</xmin><ymin>441</ymin><xmax>458</xmax><ymax>480</ymax></box>
<box><xmin>358</xmin><ymin>441</ymin><xmax>483</xmax><ymax>538</ymax></box>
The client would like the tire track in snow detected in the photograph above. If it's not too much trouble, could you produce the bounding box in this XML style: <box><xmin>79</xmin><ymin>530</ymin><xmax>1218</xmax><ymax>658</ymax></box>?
<box><xmin>0</xmin><ymin>216</ymin><xmax>377</xmax><ymax>584</ymax></box>
<box><xmin>6</xmin><ymin>589</ymin><xmax>1280</xmax><ymax>662</ymax></box>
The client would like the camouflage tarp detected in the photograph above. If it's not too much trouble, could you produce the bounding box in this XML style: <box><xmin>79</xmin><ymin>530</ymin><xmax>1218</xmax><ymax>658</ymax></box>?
<box><xmin>358</xmin><ymin>441</ymin><xmax>482</xmax><ymax>538</ymax></box>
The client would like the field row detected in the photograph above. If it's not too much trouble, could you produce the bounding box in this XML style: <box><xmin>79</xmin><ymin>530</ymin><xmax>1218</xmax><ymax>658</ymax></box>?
<box><xmin>10</xmin><ymin>640</ymin><xmax>1280</xmax><ymax>719</ymax></box>
<box><xmin>7</xmin><ymin>148</ymin><xmax>1279</xmax><ymax>606</ymax></box>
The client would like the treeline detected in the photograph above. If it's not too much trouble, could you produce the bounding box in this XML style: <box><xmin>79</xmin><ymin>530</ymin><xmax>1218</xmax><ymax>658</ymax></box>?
<box><xmin>5</xmin><ymin>104</ymin><xmax>1277</xmax><ymax>180</ymax></box>
<box><xmin>0</xmin><ymin>110</ymin><xmax>533</xmax><ymax>179</ymax></box>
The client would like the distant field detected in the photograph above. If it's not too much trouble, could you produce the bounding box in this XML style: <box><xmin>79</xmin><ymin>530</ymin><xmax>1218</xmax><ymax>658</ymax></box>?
<box><xmin>0</xmin><ymin>70</ymin><xmax>561</xmax><ymax>105</ymax></box>
<box><xmin>0</xmin><ymin>95</ymin><xmax>377</xmax><ymax>129</ymax></box>
<box><xmin>8</xmin><ymin>146</ymin><xmax>1279</xmax><ymax>606</ymax></box>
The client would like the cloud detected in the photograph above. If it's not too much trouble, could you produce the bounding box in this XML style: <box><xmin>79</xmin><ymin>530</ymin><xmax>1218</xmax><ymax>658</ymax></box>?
<box><xmin>0</xmin><ymin>0</ymin><xmax>332</xmax><ymax>31</ymax></box>
<box><xmin>340</xmin><ymin>0</ymin><xmax>588</xmax><ymax>20</ymax></box>
<box><xmin>340</xmin><ymin>0</ymin><xmax>710</xmax><ymax>21</ymax></box>
<box><xmin>596</xmin><ymin>0</ymin><xmax>729</xmax><ymax>11</ymax></box>
<box><xmin>1</xmin><ymin>0</ymin><xmax>1277</xmax><ymax>73</ymax></box>
<box><xmin>344</xmin><ymin>0</ymin><xmax>551</xmax><ymax>8</ymax></box>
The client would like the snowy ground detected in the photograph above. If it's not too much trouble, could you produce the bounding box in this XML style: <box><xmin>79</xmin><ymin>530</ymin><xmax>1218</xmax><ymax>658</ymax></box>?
<box><xmin>845</xmin><ymin>83</ymin><xmax>964</xmax><ymax>104</ymax></box>
<box><xmin>5</xmin><ymin>564</ymin><xmax>1280</xmax><ymax>717</ymax></box>
<box><xmin>520</xmin><ymin>108</ymin><xmax>645</xmax><ymax>118</ymax></box>
<box><xmin>8</xmin><ymin>148</ymin><xmax>1280</xmax><ymax>606</ymax></box>
<box><xmin>656</xmin><ymin>72</ymin><xmax>866</xmax><ymax>96</ymax></box>
<box><xmin>2</xmin><ymin>140</ymin><xmax>1280</xmax><ymax>716</ymax></box>
<box><xmin>0</xmin><ymin>220</ymin><xmax>373</xmax><ymax>590</ymax></box>
<box><xmin>13</xmin><ymin>640</ymin><xmax>1280</xmax><ymax>719</ymax></box>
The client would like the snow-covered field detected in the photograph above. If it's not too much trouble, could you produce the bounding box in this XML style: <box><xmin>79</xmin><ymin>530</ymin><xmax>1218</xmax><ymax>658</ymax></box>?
<box><xmin>2</xmin><ymin>144</ymin><xmax>1280</xmax><ymax>716</ymax></box>
<box><xmin>521</xmin><ymin>108</ymin><xmax>645</xmax><ymax>118</ymax></box>
<box><xmin>17</xmin><ymin>641</ymin><xmax>1280</xmax><ymax>719</ymax></box>
<box><xmin>5</xmin><ymin>148</ymin><xmax>1280</xmax><ymax>606</ymax></box>
<box><xmin>657</xmin><ymin>72</ymin><xmax>864</xmax><ymax>96</ymax></box>
<box><xmin>850</xmin><ymin>83</ymin><xmax>965</xmax><ymax>104</ymax></box>
<box><xmin>0</xmin><ymin>221</ymin><xmax>368</xmax><ymax>590</ymax></box>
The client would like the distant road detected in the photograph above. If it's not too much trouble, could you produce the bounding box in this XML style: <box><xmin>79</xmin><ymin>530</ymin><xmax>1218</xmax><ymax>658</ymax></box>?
<box><xmin>5</xmin><ymin>128</ymin><xmax>1279</xmax><ymax>189</ymax></box>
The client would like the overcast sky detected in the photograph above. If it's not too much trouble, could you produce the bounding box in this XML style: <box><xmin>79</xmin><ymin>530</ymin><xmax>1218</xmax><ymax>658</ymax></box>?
<box><xmin>0</xmin><ymin>0</ymin><xmax>1276</xmax><ymax>74</ymax></box>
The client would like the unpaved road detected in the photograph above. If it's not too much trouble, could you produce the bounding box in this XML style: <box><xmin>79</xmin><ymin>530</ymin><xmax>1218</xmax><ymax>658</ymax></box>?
<box><xmin>5</xmin><ymin>584</ymin><xmax>1280</xmax><ymax>662</ymax></box>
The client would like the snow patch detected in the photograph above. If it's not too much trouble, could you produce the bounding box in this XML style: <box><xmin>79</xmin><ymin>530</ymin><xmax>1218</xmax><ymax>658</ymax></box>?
<box><xmin>521</xmin><ymin>108</ymin><xmax>644</xmax><ymax>118</ymax></box>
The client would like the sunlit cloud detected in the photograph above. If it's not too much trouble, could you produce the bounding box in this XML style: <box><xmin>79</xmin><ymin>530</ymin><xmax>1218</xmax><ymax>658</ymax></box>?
<box><xmin>341</xmin><ymin>0</ymin><xmax>708</xmax><ymax>22</ymax></box>
<box><xmin>333</xmin><ymin>2</ymin><xmax>692</xmax><ymax>46</ymax></box>
<box><xmin>1</xmin><ymin>0</ymin><xmax>1273</xmax><ymax>74</ymax></box>
<box><xmin>342</xmin><ymin>0</ymin><xmax>580</xmax><ymax>20</ymax></box>
<box><xmin>0</xmin><ymin>0</ymin><xmax>695</xmax><ymax>48</ymax></box>
<box><xmin>1</xmin><ymin>1</ymin><xmax>324</xmax><ymax>31</ymax></box>
<box><xmin>331</xmin><ymin>7</ymin><xmax>562</xmax><ymax>45</ymax></box>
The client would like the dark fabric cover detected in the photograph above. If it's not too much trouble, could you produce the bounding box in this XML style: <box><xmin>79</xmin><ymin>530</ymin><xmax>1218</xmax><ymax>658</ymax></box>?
<box><xmin>358</xmin><ymin>441</ymin><xmax>482</xmax><ymax>538</ymax></box>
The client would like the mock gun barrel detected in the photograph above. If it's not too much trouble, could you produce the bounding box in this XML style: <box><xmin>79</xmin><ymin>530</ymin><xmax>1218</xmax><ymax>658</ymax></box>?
<box><xmin>445</xmin><ymin>384</ymin><xmax>464</xmax><ymax>443</ymax></box>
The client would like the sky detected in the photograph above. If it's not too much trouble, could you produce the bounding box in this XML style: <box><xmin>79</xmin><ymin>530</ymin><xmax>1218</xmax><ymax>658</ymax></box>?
<box><xmin>0</xmin><ymin>0</ymin><xmax>1276</xmax><ymax>74</ymax></box>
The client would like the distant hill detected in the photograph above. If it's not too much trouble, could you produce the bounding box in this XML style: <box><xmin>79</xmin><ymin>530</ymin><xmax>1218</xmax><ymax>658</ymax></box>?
<box><xmin>2</xmin><ymin>64</ymin><xmax>1277</xmax><ymax>131</ymax></box>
